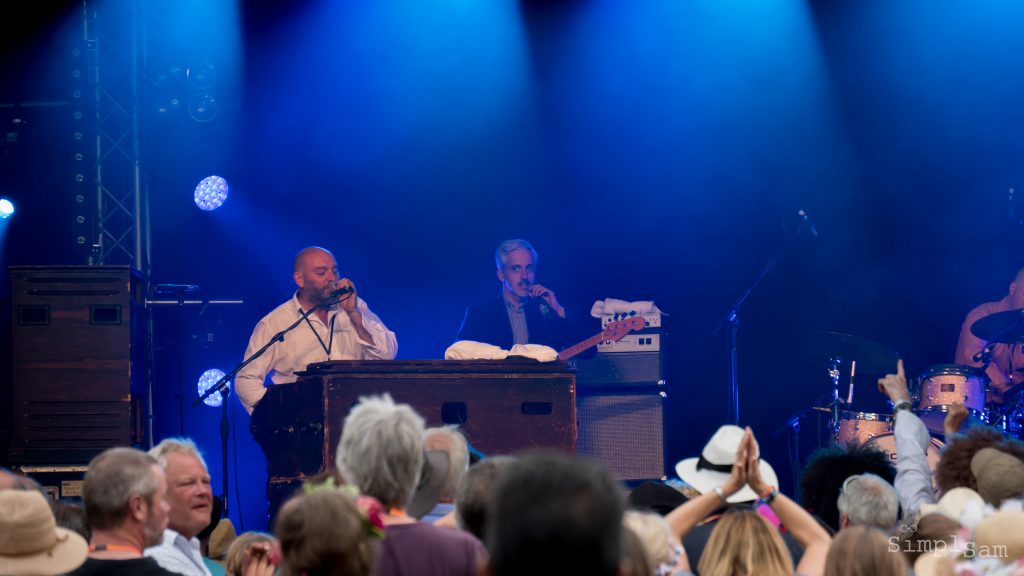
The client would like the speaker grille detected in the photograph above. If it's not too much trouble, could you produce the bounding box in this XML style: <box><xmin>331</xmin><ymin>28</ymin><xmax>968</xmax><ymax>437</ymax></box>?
<box><xmin>577</xmin><ymin>391</ymin><xmax>665</xmax><ymax>481</ymax></box>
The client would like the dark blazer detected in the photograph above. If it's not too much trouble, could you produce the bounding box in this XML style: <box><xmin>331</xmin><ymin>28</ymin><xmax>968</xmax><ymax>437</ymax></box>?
<box><xmin>455</xmin><ymin>295</ymin><xmax>589</xmax><ymax>352</ymax></box>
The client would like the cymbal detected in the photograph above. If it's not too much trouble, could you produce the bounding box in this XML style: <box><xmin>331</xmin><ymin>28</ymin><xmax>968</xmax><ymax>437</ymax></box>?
<box><xmin>799</xmin><ymin>331</ymin><xmax>900</xmax><ymax>375</ymax></box>
<box><xmin>969</xmin><ymin>308</ymin><xmax>1024</xmax><ymax>343</ymax></box>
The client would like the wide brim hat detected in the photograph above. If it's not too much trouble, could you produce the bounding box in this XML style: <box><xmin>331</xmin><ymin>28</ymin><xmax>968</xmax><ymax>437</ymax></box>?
<box><xmin>674</xmin><ymin>425</ymin><xmax>779</xmax><ymax>503</ymax></box>
<box><xmin>0</xmin><ymin>490</ymin><xmax>88</xmax><ymax>576</ymax></box>
<box><xmin>407</xmin><ymin>450</ymin><xmax>451</xmax><ymax>519</ymax></box>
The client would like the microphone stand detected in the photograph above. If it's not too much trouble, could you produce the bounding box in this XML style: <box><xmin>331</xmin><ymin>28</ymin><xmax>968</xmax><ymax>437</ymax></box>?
<box><xmin>193</xmin><ymin>290</ymin><xmax>345</xmax><ymax>517</ymax></box>
<box><xmin>713</xmin><ymin>219</ymin><xmax>814</xmax><ymax>424</ymax></box>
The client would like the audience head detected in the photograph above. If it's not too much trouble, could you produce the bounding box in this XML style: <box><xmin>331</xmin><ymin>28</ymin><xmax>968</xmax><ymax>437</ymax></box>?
<box><xmin>407</xmin><ymin>450</ymin><xmax>450</xmax><ymax>519</ymax></box>
<box><xmin>824</xmin><ymin>525</ymin><xmax>907</xmax><ymax>576</ymax></box>
<box><xmin>455</xmin><ymin>455</ymin><xmax>516</xmax><ymax>541</ymax></box>
<box><xmin>675</xmin><ymin>425</ymin><xmax>779</xmax><ymax>503</ymax></box>
<box><xmin>918</xmin><ymin>486</ymin><xmax>984</xmax><ymax>521</ymax></box>
<box><xmin>335</xmin><ymin>394</ymin><xmax>424</xmax><ymax>509</ymax></box>
<box><xmin>207</xmin><ymin>516</ymin><xmax>238</xmax><ymax>567</ymax></box>
<box><xmin>487</xmin><ymin>450</ymin><xmax>625</xmax><ymax>576</ymax></box>
<box><xmin>83</xmin><ymin>447</ymin><xmax>168</xmax><ymax>547</ymax></box>
<box><xmin>973</xmin><ymin>509</ymin><xmax>1024</xmax><ymax>566</ymax></box>
<box><xmin>970</xmin><ymin>447</ymin><xmax>1024</xmax><ymax>505</ymax></box>
<box><xmin>893</xmin><ymin>513</ymin><xmax>961</xmax><ymax>566</ymax></box>
<box><xmin>0</xmin><ymin>466</ymin><xmax>44</xmax><ymax>492</ymax></box>
<box><xmin>836</xmin><ymin>473</ymin><xmax>899</xmax><ymax>531</ymax></box>
<box><xmin>275</xmin><ymin>490</ymin><xmax>375</xmax><ymax>576</ymax></box>
<box><xmin>620</xmin><ymin>523</ymin><xmax>655</xmax><ymax>576</ymax></box>
<box><xmin>0</xmin><ymin>490</ymin><xmax>88</xmax><ymax>576</ymax></box>
<box><xmin>149</xmin><ymin>437</ymin><xmax>214</xmax><ymax>540</ymax></box>
<box><xmin>935</xmin><ymin>427</ymin><xmax>1024</xmax><ymax>495</ymax></box>
<box><xmin>52</xmin><ymin>500</ymin><xmax>91</xmax><ymax>542</ymax></box>
<box><xmin>627</xmin><ymin>481</ymin><xmax>689</xmax><ymax>516</ymax></box>
<box><xmin>800</xmin><ymin>441</ymin><xmax>897</xmax><ymax>532</ymax></box>
<box><xmin>697</xmin><ymin>509</ymin><xmax>792</xmax><ymax>576</ymax></box>
<box><xmin>623</xmin><ymin>510</ymin><xmax>684</xmax><ymax>576</ymax></box>
<box><xmin>225</xmin><ymin>531</ymin><xmax>276</xmax><ymax>576</ymax></box>
<box><xmin>422</xmin><ymin>426</ymin><xmax>469</xmax><ymax>503</ymax></box>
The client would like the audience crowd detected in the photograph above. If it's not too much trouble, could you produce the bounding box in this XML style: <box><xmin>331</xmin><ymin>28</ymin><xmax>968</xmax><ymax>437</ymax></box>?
<box><xmin>2</xmin><ymin>370</ymin><xmax>1024</xmax><ymax>576</ymax></box>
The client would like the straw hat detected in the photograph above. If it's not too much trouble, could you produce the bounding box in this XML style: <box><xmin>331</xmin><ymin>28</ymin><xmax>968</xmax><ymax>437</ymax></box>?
<box><xmin>0</xmin><ymin>490</ymin><xmax>88</xmax><ymax>576</ymax></box>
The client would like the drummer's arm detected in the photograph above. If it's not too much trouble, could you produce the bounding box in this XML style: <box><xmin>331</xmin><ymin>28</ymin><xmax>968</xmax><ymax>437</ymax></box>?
<box><xmin>955</xmin><ymin>310</ymin><xmax>1011</xmax><ymax>391</ymax></box>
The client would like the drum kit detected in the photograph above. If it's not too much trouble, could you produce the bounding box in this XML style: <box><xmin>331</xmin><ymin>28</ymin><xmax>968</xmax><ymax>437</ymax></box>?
<box><xmin>797</xmin><ymin>311</ymin><xmax>1024</xmax><ymax>466</ymax></box>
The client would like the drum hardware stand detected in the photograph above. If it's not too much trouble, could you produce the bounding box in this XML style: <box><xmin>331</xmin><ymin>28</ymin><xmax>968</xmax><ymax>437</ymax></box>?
<box><xmin>825</xmin><ymin>356</ymin><xmax>848</xmax><ymax>443</ymax></box>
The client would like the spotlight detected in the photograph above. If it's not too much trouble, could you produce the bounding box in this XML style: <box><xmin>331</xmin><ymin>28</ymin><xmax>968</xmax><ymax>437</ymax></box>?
<box><xmin>188</xmin><ymin>93</ymin><xmax>218</xmax><ymax>122</ymax></box>
<box><xmin>152</xmin><ymin>94</ymin><xmax>182</xmax><ymax>122</ymax></box>
<box><xmin>194</xmin><ymin>176</ymin><xmax>228</xmax><ymax>211</ymax></box>
<box><xmin>186</xmin><ymin>61</ymin><xmax>217</xmax><ymax>90</ymax></box>
<box><xmin>0</xmin><ymin>198</ymin><xmax>14</xmax><ymax>219</ymax></box>
<box><xmin>150</xmin><ymin>62</ymin><xmax>185</xmax><ymax>90</ymax></box>
<box><xmin>196</xmin><ymin>368</ymin><xmax>229</xmax><ymax>407</ymax></box>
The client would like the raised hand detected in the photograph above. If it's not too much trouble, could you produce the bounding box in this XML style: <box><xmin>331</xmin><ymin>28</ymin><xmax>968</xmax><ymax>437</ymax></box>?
<box><xmin>530</xmin><ymin>284</ymin><xmax>565</xmax><ymax>318</ymax></box>
<box><xmin>744</xmin><ymin>427</ymin><xmax>773</xmax><ymax>498</ymax></box>
<box><xmin>877</xmin><ymin>358</ymin><xmax>911</xmax><ymax>404</ymax></box>
<box><xmin>944</xmin><ymin>402</ymin><xmax>969</xmax><ymax>437</ymax></box>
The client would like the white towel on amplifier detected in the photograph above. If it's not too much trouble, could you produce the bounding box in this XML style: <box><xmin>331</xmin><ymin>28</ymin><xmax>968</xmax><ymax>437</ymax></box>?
<box><xmin>590</xmin><ymin>298</ymin><xmax>663</xmax><ymax>317</ymax></box>
<box><xmin>444</xmin><ymin>341</ymin><xmax>559</xmax><ymax>362</ymax></box>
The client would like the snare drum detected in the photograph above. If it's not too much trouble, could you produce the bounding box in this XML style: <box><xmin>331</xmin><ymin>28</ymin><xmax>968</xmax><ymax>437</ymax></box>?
<box><xmin>836</xmin><ymin>411</ymin><xmax>892</xmax><ymax>446</ymax></box>
<box><xmin>914</xmin><ymin>364</ymin><xmax>988</xmax><ymax>435</ymax></box>
<box><xmin>865</xmin><ymin>432</ymin><xmax>944</xmax><ymax>485</ymax></box>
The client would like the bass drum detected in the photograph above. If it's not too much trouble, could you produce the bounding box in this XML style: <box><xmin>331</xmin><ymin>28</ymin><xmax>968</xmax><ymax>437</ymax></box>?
<box><xmin>865</xmin><ymin>432</ymin><xmax>944</xmax><ymax>484</ymax></box>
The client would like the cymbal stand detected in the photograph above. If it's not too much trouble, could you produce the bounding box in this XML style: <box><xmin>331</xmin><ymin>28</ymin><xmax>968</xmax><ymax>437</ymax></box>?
<box><xmin>827</xmin><ymin>356</ymin><xmax>844</xmax><ymax>442</ymax></box>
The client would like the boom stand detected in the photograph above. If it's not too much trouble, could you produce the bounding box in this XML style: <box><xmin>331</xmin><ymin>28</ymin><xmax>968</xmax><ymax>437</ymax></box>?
<box><xmin>714</xmin><ymin>220</ymin><xmax>814</xmax><ymax>424</ymax></box>
<box><xmin>194</xmin><ymin>292</ymin><xmax>344</xmax><ymax>517</ymax></box>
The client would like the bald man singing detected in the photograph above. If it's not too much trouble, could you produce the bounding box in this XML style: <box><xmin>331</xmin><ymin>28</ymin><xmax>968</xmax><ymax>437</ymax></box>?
<box><xmin>235</xmin><ymin>246</ymin><xmax>398</xmax><ymax>413</ymax></box>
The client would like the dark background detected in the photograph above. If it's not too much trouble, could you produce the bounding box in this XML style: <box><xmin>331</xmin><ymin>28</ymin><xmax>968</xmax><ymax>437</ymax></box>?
<box><xmin>3</xmin><ymin>0</ymin><xmax>1024</xmax><ymax>531</ymax></box>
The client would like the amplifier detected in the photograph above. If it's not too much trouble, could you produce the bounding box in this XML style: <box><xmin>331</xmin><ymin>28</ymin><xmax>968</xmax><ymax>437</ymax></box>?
<box><xmin>573</xmin><ymin>352</ymin><xmax>663</xmax><ymax>386</ymax></box>
<box><xmin>598</xmin><ymin>332</ymin><xmax>661</xmax><ymax>353</ymax></box>
<box><xmin>577</xmin><ymin>385</ymin><xmax>667</xmax><ymax>482</ymax></box>
<box><xmin>598</xmin><ymin>310</ymin><xmax>662</xmax><ymax>329</ymax></box>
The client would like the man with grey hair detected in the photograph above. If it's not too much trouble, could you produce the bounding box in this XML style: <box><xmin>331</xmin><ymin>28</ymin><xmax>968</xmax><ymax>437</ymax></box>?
<box><xmin>335</xmin><ymin>394</ymin><xmax>485</xmax><ymax>575</ymax></box>
<box><xmin>836</xmin><ymin>473</ymin><xmax>899</xmax><ymax>532</ymax></box>
<box><xmin>456</xmin><ymin>238</ymin><xmax>584</xmax><ymax>350</ymax></box>
<box><xmin>144</xmin><ymin>438</ymin><xmax>214</xmax><ymax>576</ymax></box>
<box><xmin>68</xmin><ymin>447</ymin><xmax>180</xmax><ymax>575</ymax></box>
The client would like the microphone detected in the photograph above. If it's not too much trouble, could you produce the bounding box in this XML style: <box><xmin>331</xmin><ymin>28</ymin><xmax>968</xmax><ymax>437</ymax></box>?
<box><xmin>798</xmin><ymin>209</ymin><xmax>818</xmax><ymax>237</ymax></box>
<box><xmin>330</xmin><ymin>284</ymin><xmax>355</xmax><ymax>298</ymax></box>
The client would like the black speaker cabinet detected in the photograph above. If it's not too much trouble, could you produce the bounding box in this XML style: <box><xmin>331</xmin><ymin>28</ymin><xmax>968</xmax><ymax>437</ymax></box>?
<box><xmin>576</xmin><ymin>384</ymin><xmax>666</xmax><ymax>483</ymax></box>
<box><xmin>9</xmin><ymin>265</ymin><xmax>144</xmax><ymax>463</ymax></box>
